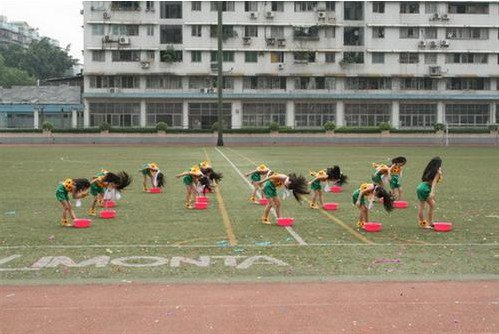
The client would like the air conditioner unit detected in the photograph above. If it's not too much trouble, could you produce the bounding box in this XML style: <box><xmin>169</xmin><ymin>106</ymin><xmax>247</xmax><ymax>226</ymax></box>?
<box><xmin>328</xmin><ymin>17</ymin><xmax>336</xmax><ymax>23</ymax></box>
<box><xmin>278</xmin><ymin>63</ymin><xmax>284</xmax><ymax>70</ymax></box>
<box><xmin>440</xmin><ymin>40</ymin><xmax>450</xmax><ymax>48</ymax></box>
<box><xmin>277</xmin><ymin>38</ymin><xmax>286</xmax><ymax>47</ymax></box>
<box><xmin>430</xmin><ymin>13</ymin><xmax>439</xmax><ymax>21</ymax></box>
<box><xmin>140</xmin><ymin>61</ymin><xmax>150</xmax><ymax>69</ymax></box>
<box><xmin>318</xmin><ymin>11</ymin><xmax>326</xmax><ymax>19</ymax></box>
<box><xmin>441</xmin><ymin>13</ymin><xmax>450</xmax><ymax>21</ymax></box>
<box><xmin>200</xmin><ymin>88</ymin><xmax>209</xmax><ymax>93</ymax></box>
<box><xmin>103</xmin><ymin>12</ymin><xmax>111</xmax><ymax>19</ymax></box>
<box><xmin>418</xmin><ymin>41</ymin><xmax>426</xmax><ymax>48</ymax></box>
<box><xmin>266</xmin><ymin>37</ymin><xmax>276</xmax><ymax>46</ymax></box>
<box><xmin>429</xmin><ymin>41</ymin><xmax>437</xmax><ymax>49</ymax></box>
<box><xmin>250</xmin><ymin>12</ymin><xmax>258</xmax><ymax>19</ymax></box>
<box><xmin>118</xmin><ymin>36</ymin><xmax>130</xmax><ymax>45</ymax></box>
<box><xmin>429</xmin><ymin>66</ymin><xmax>442</xmax><ymax>76</ymax></box>
<box><xmin>265</xmin><ymin>11</ymin><xmax>274</xmax><ymax>19</ymax></box>
<box><xmin>242</xmin><ymin>36</ymin><xmax>252</xmax><ymax>45</ymax></box>
<box><xmin>109</xmin><ymin>88</ymin><xmax>120</xmax><ymax>93</ymax></box>
<box><xmin>102</xmin><ymin>35</ymin><xmax>111</xmax><ymax>43</ymax></box>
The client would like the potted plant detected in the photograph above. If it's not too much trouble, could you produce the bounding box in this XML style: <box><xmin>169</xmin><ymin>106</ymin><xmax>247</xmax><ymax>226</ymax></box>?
<box><xmin>269</xmin><ymin>122</ymin><xmax>280</xmax><ymax>134</ymax></box>
<box><xmin>99</xmin><ymin>122</ymin><xmax>111</xmax><ymax>134</ymax></box>
<box><xmin>42</xmin><ymin>121</ymin><xmax>54</xmax><ymax>134</ymax></box>
<box><xmin>489</xmin><ymin>124</ymin><xmax>498</xmax><ymax>135</ymax></box>
<box><xmin>378</xmin><ymin>122</ymin><xmax>392</xmax><ymax>135</ymax></box>
<box><xmin>156</xmin><ymin>122</ymin><xmax>168</xmax><ymax>134</ymax></box>
<box><xmin>323</xmin><ymin>121</ymin><xmax>336</xmax><ymax>134</ymax></box>
<box><xmin>434</xmin><ymin>123</ymin><xmax>445</xmax><ymax>135</ymax></box>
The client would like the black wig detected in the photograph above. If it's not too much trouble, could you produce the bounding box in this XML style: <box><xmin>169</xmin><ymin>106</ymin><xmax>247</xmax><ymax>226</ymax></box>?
<box><xmin>73</xmin><ymin>178</ymin><xmax>91</xmax><ymax>192</ymax></box>
<box><xmin>104</xmin><ymin>171</ymin><xmax>133</xmax><ymax>190</ymax></box>
<box><xmin>375</xmin><ymin>186</ymin><xmax>394</xmax><ymax>212</ymax></box>
<box><xmin>421</xmin><ymin>157</ymin><xmax>442</xmax><ymax>183</ymax></box>
<box><xmin>391</xmin><ymin>156</ymin><xmax>407</xmax><ymax>165</ymax></box>
<box><xmin>155</xmin><ymin>171</ymin><xmax>165</xmax><ymax>188</ymax></box>
<box><xmin>287</xmin><ymin>173</ymin><xmax>310</xmax><ymax>202</ymax></box>
<box><xmin>326</xmin><ymin>166</ymin><xmax>348</xmax><ymax>185</ymax></box>
<box><xmin>203</xmin><ymin>167</ymin><xmax>223</xmax><ymax>183</ymax></box>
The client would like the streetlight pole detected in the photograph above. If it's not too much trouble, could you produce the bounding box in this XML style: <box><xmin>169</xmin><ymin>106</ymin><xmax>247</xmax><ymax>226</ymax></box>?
<box><xmin>216</xmin><ymin>2</ymin><xmax>224</xmax><ymax>146</ymax></box>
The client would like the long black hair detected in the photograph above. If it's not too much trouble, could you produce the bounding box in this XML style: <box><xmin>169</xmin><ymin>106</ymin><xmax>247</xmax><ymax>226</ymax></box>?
<box><xmin>375</xmin><ymin>186</ymin><xmax>394</xmax><ymax>212</ymax></box>
<box><xmin>203</xmin><ymin>167</ymin><xmax>223</xmax><ymax>183</ymax></box>
<box><xmin>155</xmin><ymin>171</ymin><xmax>165</xmax><ymax>188</ymax></box>
<box><xmin>326</xmin><ymin>166</ymin><xmax>348</xmax><ymax>185</ymax></box>
<box><xmin>421</xmin><ymin>157</ymin><xmax>442</xmax><ymax>182</ymax></box>
<box><xmin>73</xmin><ymin>178</ymin><xmax>91</xmax><ymax>192</ymax></box>
<box><xmin>391</xmin><ymin>156</ymin><xmax>407</xmax><ymax>165</ymax></box>
<box><xmin>104</xmin><ymin>171</ymin><xmax>133</xmax><ymax>190</ymax></box>
<box><xmin>287</xmin><ymin>173</ymin><xmax>310</xmax><ymax>202</ymax></box>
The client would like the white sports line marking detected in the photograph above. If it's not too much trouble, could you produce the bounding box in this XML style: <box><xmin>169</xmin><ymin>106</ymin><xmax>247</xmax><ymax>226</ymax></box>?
<box><xmin>216</xmin><ymin>147</ymin><xmax>307</xmax><ymax>246</ymax></box>
<box><xmin>0</xmin><ymin>243</ymin><xmax>496</xmax><ymax>250</ymax></box>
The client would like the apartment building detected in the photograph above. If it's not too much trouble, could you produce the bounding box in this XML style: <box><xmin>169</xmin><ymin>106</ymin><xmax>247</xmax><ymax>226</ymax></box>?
<box><xmin>0</xmin><ymin>16</ymin><xmax>59</xmax><ymax>47</ymax></box>
<box><xmin>82</xmin><ymin>1</ymin><xmax>499</xmax><ymax>129</ymax></box>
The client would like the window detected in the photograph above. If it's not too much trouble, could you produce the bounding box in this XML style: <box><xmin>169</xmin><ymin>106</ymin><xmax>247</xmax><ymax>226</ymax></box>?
<box><xmin>210</xmin><ymin>25</ymin><xmax>236</xmax><ymax>38</ymax></box>
<box><xmin>325</xmin><ymin>52</ymin><xmax>335</xmax><ymax>63</ymax></box>
<box><xmin>294</xmin><ymin>1</ymin><xmax>317</xmax><ymax>12</ymax></box>
<box><xmin>295</xmin><ymin>103</ymin><xmax>336</xmax><ymax>128</ymax></box>
<box><xmin>446</xmin><ymin>28</ymin><xmax>489</xmax><ymax>40</ymax></box>
<box><xmin>112</xmin><ymin>25</ymin><xmax>139</xmax><ymax>36</ymax></box>
<box><xmin>400</xmin><ymin>78</ymin><xmax>438</xmax><ymax>90</ymax></box>
<box><xmin>89</xmin><ymin>103</ymin><xmax>140</xmax><ymax>127</ymax></box>
<box><xmin>271</xmin><ymin>1</ymin><xmax>284</xmax><ymax>11</ymax></box>
<box><xmin>345</xmin><ymin>103</ymin><xmax>391</xmax><ymax>127</ymax></box>
<box><xmin>445</xmin><ymin>53</ymin><xmax>488</xmax><ymax>64</ymax></box>
<box><xmin>345</xmin><ymin>77</ymin><xmax>392</xmax><ymax>90</ymax></box>
<box><xmin>160</xmin><ymin>50</ymin><xmax>183</xmax><ymax>62</ymax></box>
<box><xmin>424</xmin><ymin>2</ymin><xmax>438</xmax><ymax>13</ymax></box>
<box><xmin>111</xmin><ymin>50</ymin><xmax>140</xmax><ymax>62</ymax></box>
<box><xmin>294</xmin><ymin>52</ymin><xmax>316</xmax><ymax>63</ymax></box>
<box><xmin>400</xmin><ymin>104</ymin><xmax>437</xmax><ymax>128</ymax></box>
<box><xmin>160</xmin><ymin>1</ymin><xmax>182</xmax><ymax>18</ymax></box>
<box><xmin>294</xmin><ymin>77</ymin><xmax>336</xmax><ymax>90</ymax></box>
<box><xmin>189</xmin><ymin>103</ymin><xmax>232</xmax><ymax>130</ymax></box>
<box><xmin>245</xmin><ymin>51</ymin><xmax>258</xmax><ymax>63</ymax></box>
<box><xmin>424</xmin><ymin>54</ymin><xmax>437</xmax><ymax>64</ymax></box>
<box><xmin>342</xmin><ymin>52</ymin><xmax>364</xmax><ymax>64</ymax></box>
<box><xmin>244</xmin><ymin>1</ymin><xmax>258</xmax><ymax>11</ymax></box>
<box><xmin>92</xmin><ymin>50</ymin><xmax>105</xmax><ymax>62</ymax></box>
<box><xmin>270</xmin><ymin>26</ymin><xmax>284</xmax><ymax>38</ymax></box>
<box><xmin>191</xmin><ymin>25</ymin><xmax>202</xmax><ymax>37</ymax></box>
<box><xmin>146</xmin><ymin>51</ymin><xmax>155</xmax><ymax>60</ymax></box>
<box><xmin>146</xmin><ymin>103</ymin><xmax>183</xmax><ymax>128</ymax></box>
<box><xmin>244</xmin><ymin>26</ymin><xmax>258</xmax><ymax>37</ymax></box>
<box><xmin>344</xmin><ymin>1</ymin><xmax>363</xmax><ymax>20</ymax></box>
<box><xmin>146</xmin><ymin>25</ymin><xmax>154</xmax><ymax>36</ymax></box>
<box><xmin>210</xmin><ymin>1</ymin><xmax>235</xmax><ymax>12</ymax></box>
<box><xmin>448</xmin><ymin>2</ymin><xmax>488</xmax><ymax>14</ymax></box>
<box><xmin>372</xmin><ymin>27</ymin><xmax>385</xmax><ymax>39</ymax></box>
<box><xmin>191</xmin><ymin>51</ymin><xmax>202</xmax><ymax>63</ymax></box>
<box><xmin>293</xmin><ymin>26</ymin><xmax>320</xmax><ymax>40</ymax></box>
<box><xmin>400</xmin><ymin>2</ymin><xmax>419</xmax><ymax>13</ymax></box>
<box><xmin>111</xmin><ymin>1</ymin><xmax>140</xmax><ymax>11</ymax></box>
<box><xmin>191</xmin><ymin>1</ymin><xmax>201</xmax><ymax>11</ymax></box>
<box><xmin>211</xmin><ymin>51</ymin><xmax>235</xmax><ymax>62</ymax></box>
<box><xmin>371</xmin><ymin>52</ymin><xmax>385</xmax><ymax>64</ymax></box>
<box><xmin>325</xmin><ymin>2</ymin><xmax>335</xmax><ymax>11</ymax></box>
<box><xmin>91</xmin><ymin>24</ymin><xmax>104</xmax><ymax>36</ymax></box>
<box><xmin>325</xmin><ymin>27</ymin><xmax>335</xmax><ymax>38</ymax></box>
<box><xmin>446</xmin><ymin>78</ymin><xmax>490</xmax><ymax>90</ymax></box>
<box><xmin>242</xmin><ymin>103</ymin><xmax>286</xmax><ymax>127</ymax></box>
<box><xmin>445</xmin><ymin>104</ymin><xmax>490</xmax><ymax>126</ymax></box>
<box><xmin>145</xmin><ymin>1</ymin><xmax>155</xmax><ymax>11</ymax></box>
<box><xmin>271</xmin><ymin>52</ymin><xmax>284</xmax><ymax>63</ymax></box>
<box><xmin>399</xmin><ymin>53</ymin><xmax>419</xmax><ymax>64</ymax></box>
<box><xmin>373</xmin><ymin>2</ymin><xmax>385</xmax><ymax>13</ymax></box>
<box><xmin>424</xmin><ymin>28</ymin><xmax>437</xmax><ymax>39</ymax></box>
<box><xmin>145</xmin><ymin>75</ymin><xmax>182</xmax><ymax>89</ymax></box>
<box><xmin>400</xmin><ymin>27</ymin><xmax>420</xmax><ymax>39</ymax></box>
<box><xmin>90</xmin><ymin>2</ymin><xmax>106</xmax><ymax>11</ymax></box>
<box><xmin>344</xmin><ymin>27</ymin><xmax>364</xmax><ymax>45</ymax></box>
<box><xmin>89</xmin><ymin>76</ymin><xmax>140</xmax><ymax>89</ymax></box>
<box><xmin>243</xmin><ymin>77</ymin><xmax>287</xmax><ymax>90</ymax></box>
<box><xmin>160</xmin><ymin>25</ymin><xmax>182</xmax><ymax>44</ymax></box>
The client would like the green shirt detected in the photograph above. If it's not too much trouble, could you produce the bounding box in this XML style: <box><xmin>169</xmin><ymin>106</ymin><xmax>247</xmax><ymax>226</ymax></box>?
<box><xmin>55</xmin><ymin>184</ymin><xmax>69</xmax><ymax>202</ymax></box>
<box><xmin>250</xmin><ymin>172</ymin><xmax>261</xmax><ymax>182</ymax></box>
<box><xmin>183</xmin><ymin>174</ymin><xmax>194</xmax><ymax>186</ymax></box>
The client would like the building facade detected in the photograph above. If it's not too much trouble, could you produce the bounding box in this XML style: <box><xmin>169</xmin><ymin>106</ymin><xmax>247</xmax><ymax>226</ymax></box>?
<box><xmin>82</xmin><ymin>1</ymin><xmax>499</xmax><ymax>129</ymax></box>
<box><xmin>0</xmin><ymin>16</ymin><xmax>59</xmax><ymax>48</ymax></box>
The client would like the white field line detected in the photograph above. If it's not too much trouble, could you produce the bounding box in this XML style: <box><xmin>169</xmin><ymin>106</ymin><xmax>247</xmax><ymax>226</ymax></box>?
<box><xmin>0</xmin><ymin>243</ymin><xmax>496</xmax><ymax>250</ymax></box>
<box><xmin>215</xmin><ymin>147</ymin><xmax>307</xmax><ymax>246</ymax></box>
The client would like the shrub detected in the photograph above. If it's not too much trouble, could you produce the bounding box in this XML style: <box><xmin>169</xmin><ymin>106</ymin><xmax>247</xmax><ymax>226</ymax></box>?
<box><xmin>323</xmin><ymin>121</ymin><xmax>336</xmax><ymax>131</ymax></box>
<box><xmin>335</xmin><ymin>127</ymin><xmax>381</xmax><ymax>133</ymax></box>
<box><xmin>269</xmin><ymin>122</ymin><xmax>280</xmax><ymax>132</ymax></box>
<box><xmin>99</xmin><ymin>123</ymin><xmax>111</xmax><ymax>132</ymax></box>
<box><xmin>156</xmin><ymin>122</ymin><xmax>168</xmax><ymax>132</ymax></box>
<box><xmin>488</xmin><ymin>124</ymin><xmax>498</xmax><ymax>131</ymax></box>
<box><xmin>278</xmin><ymin>126</ymin><xmax>292</xmax><ymax>132</ymax></box>
<box><xmin>433</xmin><ymin>123</ymin><xmax>445</xmax><ymax>131</ymax></box>
<box><xmin>41</xmin><ymin>122</ymin><xmax>54</xmax><ymax>131</ymax></box>
<box><xmin>211</xmin><ymin>122</ymin><xmax>219</xmax><ymax>131</ymax></box>
<box><xmin>378</xmin><ymin>122</ymin><xmax>392</xmax><ymax>131</ymax></box>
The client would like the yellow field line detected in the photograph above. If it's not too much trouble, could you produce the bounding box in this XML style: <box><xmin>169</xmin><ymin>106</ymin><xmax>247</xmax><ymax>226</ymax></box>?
<box><xmin>227</xmin><ymin>147</ymin><xmax>374</xmax><ymax>245</ymax></box>
<box><xmin>204</xmin><ymin>148</ymin><xmax>238</xmax><ymax>246</ymax></box>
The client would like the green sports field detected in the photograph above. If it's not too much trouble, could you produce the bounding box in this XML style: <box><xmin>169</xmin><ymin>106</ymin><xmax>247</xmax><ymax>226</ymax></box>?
<box><xmin>0</xmin><ymin>145</ymin><xmax>498</xmax><ymax>283</ymax></box>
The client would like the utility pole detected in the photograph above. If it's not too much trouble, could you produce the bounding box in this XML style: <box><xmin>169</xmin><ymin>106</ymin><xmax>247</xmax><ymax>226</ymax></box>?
<box><xmin>216</xmin><ymin>2</ymin><xmax>224</xmax><ymax>146</ymax></box>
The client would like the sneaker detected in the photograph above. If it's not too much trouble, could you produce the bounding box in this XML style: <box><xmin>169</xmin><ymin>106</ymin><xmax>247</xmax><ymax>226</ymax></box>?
<box><xmin>261</xmin><ymin>217</ymin><xmax>271</xmax><ymax>225</ymax></box>
<box><xmin>185</xmin><ymin>203</ymin><xmax>193</xmax><ymax>209</ymax></box>
<box><xmin>60</xmin><ymin>218</ymin><xmax>72</xmax><ymax>227</ymax></box>
<box><xmin>143</xmin><ymin>187</ymin><xmax>148</xmax><ymax>192</ymax></box>
<box><xmin>309</xmin><ymin>203</ymin><xmax>319</xmax><ymax>209</ymax></box>
<box><xmin>249</xmin><ymin>196</ymin><xmax>256</xmax><ymax>203</ymax></box>
<box><xmin>88</xmin><ymin>208</ymin><xmax>96</xmax><ymax>216</ymax></box>
<box><xmin>356</xmin><ymin>221</ymin><xmax>365</xmax><ymax>228</ymax></box>
<box><xmin>419</xmin><ymin>220</ymin><xmax>433</xmax><ymax>229</ymax></box>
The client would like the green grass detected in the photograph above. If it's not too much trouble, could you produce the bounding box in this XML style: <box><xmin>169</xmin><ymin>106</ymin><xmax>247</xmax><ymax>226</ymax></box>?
<box><xmin>0</xmin><ymin>146</ymin><xmax>498</xmax><ymax>283</ymax></box>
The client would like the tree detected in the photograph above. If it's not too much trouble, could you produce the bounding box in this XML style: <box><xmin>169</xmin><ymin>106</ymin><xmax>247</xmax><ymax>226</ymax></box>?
<box><xmin>0</xmin><ymin>55</ymin><xmax>36</xmax><ymax>87</ymax></box>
